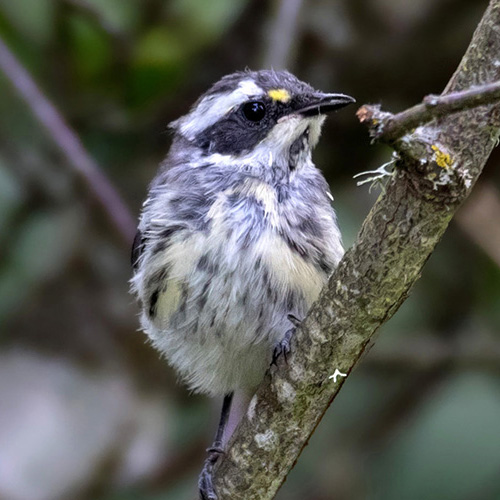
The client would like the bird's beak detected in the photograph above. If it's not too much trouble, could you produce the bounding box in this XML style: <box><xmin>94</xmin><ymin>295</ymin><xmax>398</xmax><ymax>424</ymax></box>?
<box><xmin>291</xmin><ymin>92</ymin><xmax>356</xmax><ymax>117</ymax></box>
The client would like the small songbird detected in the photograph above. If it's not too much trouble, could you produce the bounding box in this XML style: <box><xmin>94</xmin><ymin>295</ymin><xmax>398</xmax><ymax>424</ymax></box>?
<box><xmin>131</xmin><ymin>69</ymin><xmax>354</xmax><ymax>499</ymax></box>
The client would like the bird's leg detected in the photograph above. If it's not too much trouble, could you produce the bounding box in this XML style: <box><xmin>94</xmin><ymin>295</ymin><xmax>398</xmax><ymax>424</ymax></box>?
<box><xmin>199</xmin><ymin>392</ymin><xmax>233</xmax><ymax>500</ymax></box>
<box><xmin>272</xmin><ymin>313</ymin><xmax>302</xmax><ymax>365</ymax></box>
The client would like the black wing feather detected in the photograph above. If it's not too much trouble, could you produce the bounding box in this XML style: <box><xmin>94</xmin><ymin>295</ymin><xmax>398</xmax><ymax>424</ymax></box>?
<box><xmin>131</xmin><ymin>230</ymin><xmax>146</xmax><ymax>270</ymax></box>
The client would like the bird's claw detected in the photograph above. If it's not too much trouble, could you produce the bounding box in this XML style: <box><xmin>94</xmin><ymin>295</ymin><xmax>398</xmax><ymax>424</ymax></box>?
<box><xmin>287</xmin><ymin>313</ymin><xmax>302</xmax><ymax>328</ymax></box>
<box><xmin>271</xmin><ymin>313</ymin><xmax>303</xmax><ymax>366</ymax></box>
<box><xmin>199</xmin><ymin>448</ymin><xmax>224</xmax><ymax>500</ymax></box>
<box><xmin>272</xmin><ymin>330</ymin><xmax>293</xmax><ymax>365</ymax></box>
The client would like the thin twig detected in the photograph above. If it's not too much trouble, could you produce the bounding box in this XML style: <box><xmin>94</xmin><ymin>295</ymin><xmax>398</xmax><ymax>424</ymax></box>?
<box><xmin>0</xmin><ymin>36</ymin><xmax>136</xmax><ymax>244</ymax></box>
<box><xmin>357</xmin><ymin>80</ymin><xmax>500</xmax><ymax>144</ymax></box>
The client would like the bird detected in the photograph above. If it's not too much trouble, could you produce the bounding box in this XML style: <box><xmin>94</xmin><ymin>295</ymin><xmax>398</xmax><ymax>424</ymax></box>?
<box><xmin>130</xmin><ymin>69</ymin><xmax>354</xmax><ymax>499</ymax></box>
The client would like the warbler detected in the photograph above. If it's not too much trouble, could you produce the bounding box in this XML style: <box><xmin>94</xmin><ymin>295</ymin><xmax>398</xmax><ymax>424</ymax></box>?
<box><xmin>131</xmin><ymin>69</ymin><xmax>354</xmax><ymax>499</ymax></box>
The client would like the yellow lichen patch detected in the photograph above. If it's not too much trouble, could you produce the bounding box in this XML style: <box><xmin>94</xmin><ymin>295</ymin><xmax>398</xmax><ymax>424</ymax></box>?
<box><xmin>268</xmin><ymin>88</ymin><xmax>291</xmax><ymax>103</ymax></box>
<box><xmin>431</xmin><ymin>144</ymin><xmax>453</xmax><ymax>169</ymax></box>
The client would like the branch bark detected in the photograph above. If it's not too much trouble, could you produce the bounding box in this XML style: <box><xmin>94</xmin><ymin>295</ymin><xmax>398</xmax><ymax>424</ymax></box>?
<box><xmin>212</xmin><ymin>1</ymin><xmax>500</xmax><ymax>498</ymax></box>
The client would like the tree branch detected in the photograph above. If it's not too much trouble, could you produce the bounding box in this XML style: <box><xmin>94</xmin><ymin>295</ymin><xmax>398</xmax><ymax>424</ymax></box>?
<box><xmin>0</xmin><ymin>36</ymin><xmax>136</xmax><ymax>244</ymax></box>
<box><xmin>211</xmin><ymin>1</ymin><xmax>500</xmax><ymax>498</ymax></box>
<box><xmin>357</xmin><ymin>80</ymin><xmax>500</xmax><ymax>144</ymax></box>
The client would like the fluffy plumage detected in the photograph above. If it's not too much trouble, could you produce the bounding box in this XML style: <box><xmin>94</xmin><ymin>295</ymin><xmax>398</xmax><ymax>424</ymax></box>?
<box><xmin>131</xmin><ymin>69</ymin><xmax>350</xmax><ymax>399</ymax></box>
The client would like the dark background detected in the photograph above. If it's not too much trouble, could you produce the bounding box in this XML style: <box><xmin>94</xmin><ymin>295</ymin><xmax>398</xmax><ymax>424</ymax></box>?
<box><xmin>1</xmin><ymin>1</ymin><xmax>499</xmax><ymax>499</ymax></box>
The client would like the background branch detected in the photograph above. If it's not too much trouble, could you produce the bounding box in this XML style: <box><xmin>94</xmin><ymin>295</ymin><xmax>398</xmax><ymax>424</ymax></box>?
<box><xmin>62</xmin><ymin>0</ymin><xmax>125</xmax><ymax>40</ymax></box>
<box><xmin>212</xmin><ymin>1</ymin><xmax>500</xmax><ymax>498</ymax></box>
<box><xmin>262</xmin><ymin>0</ymin><xmax>303</xmax><ymax>69</ymax></box>
<box><xmin>364</xmin><ymin>335</ymin><xmax>500</xmax><ymax>373</ymax></box>
<box><xmin>0</xmin><ymin>35</ymin><xmax>136</xmax><ymax>244</ymax></box>
<box><xmin>456</xmin><ymin>181</ymin><xmax>500</xmax><ymax>268</ymax></box>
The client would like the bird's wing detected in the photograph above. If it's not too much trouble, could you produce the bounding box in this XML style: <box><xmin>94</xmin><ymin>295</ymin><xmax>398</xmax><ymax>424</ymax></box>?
<box><xmin>131</xmin><ymin>230</ymin><xmax>145</xmax><ymax>270</ymax></box>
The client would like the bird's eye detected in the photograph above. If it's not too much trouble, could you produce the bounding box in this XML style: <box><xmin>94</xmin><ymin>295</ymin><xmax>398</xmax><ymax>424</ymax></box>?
<box><xmin>242</xmin><ymin>101</ymin><xmax>266</xmax><ymax>121</ymax></box>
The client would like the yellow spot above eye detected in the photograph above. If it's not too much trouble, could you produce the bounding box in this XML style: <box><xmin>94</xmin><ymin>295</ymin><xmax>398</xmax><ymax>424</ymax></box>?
<box><xmin>268</xmin><ymin>88</ymin><xmax>291</xmax><ymax>103</ymax></box>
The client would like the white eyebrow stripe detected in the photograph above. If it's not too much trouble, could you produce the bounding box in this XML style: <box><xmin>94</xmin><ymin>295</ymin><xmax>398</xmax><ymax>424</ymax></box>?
<box><xmin>176</xmin><ymin>80</ymin><xmax>265</xmax><ymax>140</ymax></box>
<box><xmin>237</xmin><ymin>79</ymin><xmax>264</xmax><ymax>97</ymax></box>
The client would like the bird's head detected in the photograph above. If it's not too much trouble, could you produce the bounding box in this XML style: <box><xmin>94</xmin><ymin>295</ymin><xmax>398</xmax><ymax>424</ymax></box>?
<box><xmin>169</xmin><ymin>70</ymin><xmax>354</xmax><ymax>171</ymax></box>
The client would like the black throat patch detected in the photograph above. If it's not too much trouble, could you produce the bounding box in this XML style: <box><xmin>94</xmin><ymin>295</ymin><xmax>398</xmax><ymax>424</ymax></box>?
<box><xmin>289</xmin><ymin>127</ymin><xmax>310</xmax><ymax>171</ymax></box>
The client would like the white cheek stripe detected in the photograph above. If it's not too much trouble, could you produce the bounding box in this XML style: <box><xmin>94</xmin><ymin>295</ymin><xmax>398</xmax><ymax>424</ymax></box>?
<box><xmin>177</xmin><ymin>80</ymin><xmax>264</xmax><ymax>140</ymax></box>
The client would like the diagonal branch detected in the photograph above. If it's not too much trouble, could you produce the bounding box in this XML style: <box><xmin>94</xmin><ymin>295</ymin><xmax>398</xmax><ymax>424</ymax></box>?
<box><xmin>211</xmin><ymin>1</ymin><xmax>500</xmax><ymax>498</ymax></box>
<box><xmin>0</xmin><ymin>36</ymin><xmax>136</xmax><ymax>244</ymax></box>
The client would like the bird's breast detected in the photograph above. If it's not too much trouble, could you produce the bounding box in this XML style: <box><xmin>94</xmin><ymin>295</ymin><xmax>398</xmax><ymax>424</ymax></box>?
<box><xmin>203</xmin><ymin>178</ymin><xmax>331</xmax><ymax>306</ymax></box>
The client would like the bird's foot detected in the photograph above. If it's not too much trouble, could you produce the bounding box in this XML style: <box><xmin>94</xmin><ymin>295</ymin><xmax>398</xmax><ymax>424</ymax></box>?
<box><xmin>198</xmin><ymin>447</ymin><xmax>224</xmax><ymax>500</ymax></box>
<box><xmin>272</xmin><ymin>328</ymin><xmax>293</xmax><ymax>365</ymax></box>
<box><xmin>287</xmin><ymin>313</ymin><xmax>302</xmax><ymax>328</ymax></box>
<box><xmin>272</xmin><ymin>313</ymin><xmax>302</xmax><ymax>365</ymax></box>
